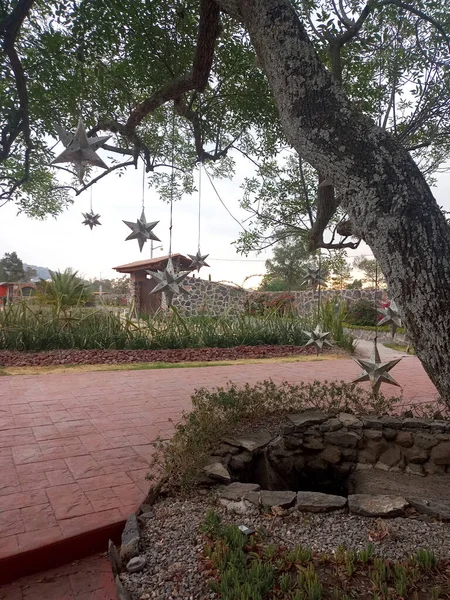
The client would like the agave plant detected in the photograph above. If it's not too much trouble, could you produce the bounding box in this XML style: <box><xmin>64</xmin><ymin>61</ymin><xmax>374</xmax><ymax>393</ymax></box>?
<box><xmin>36</xmin><ymin>269</ymin><xmax>92</xmax><ymax>315</ymax></box>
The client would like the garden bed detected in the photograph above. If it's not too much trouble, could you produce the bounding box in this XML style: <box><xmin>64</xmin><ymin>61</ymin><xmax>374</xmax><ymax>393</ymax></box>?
<box><xmin>0</xmin><ymin>344</ymin><xmax>333</xmax><ymax>368</ymax></box>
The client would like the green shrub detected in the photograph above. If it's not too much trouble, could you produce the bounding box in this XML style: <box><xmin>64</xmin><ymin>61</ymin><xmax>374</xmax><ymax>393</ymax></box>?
<box><xmin>345</xmin><ymin>299</ymin><xmax>378</xmax><ymax>326</ymax></box>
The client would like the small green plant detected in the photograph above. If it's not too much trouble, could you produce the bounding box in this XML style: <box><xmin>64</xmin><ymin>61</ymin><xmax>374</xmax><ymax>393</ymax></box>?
<box><xmin>302</xmin><ymin>564</ymin><xmax>323</xmax><ymax>600</ymax></box>
<box><xmin>287</xmin><ymin>545</ymin><xmax>312</xmax><ymax>564</ymax></box>
<box><xmin>344</xmin><ymin>551</ymin><xmax>357</xmax><ymax>576</ymax></box>
<box><xmin>357</xmin><ymin>543</ymin><xmax>375</xmax><ymax>564</ymax></box>
<box><xmin>345</xmin><ymin>298</ymin><xmax>378</xmax><ymax>326</ymax></box>
<box><xmin>414</xmin><ymin>548</ymin><xmax>437</xmax><ymax>570</ymax></box>
<box><xmin>393</xmin><ymin>564</ymin><xmax>409</xmax><ymax>597</ymax></box>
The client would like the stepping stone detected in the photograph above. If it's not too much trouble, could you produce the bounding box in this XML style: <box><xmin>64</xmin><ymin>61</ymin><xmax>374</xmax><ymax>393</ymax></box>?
<box><xmin>296</xmin><ymin>491</ymin><xmax>347</xmax><ymax>512</ymax></box>
<box><xmin>348</xmin><ymin>494</ymin><xmax>408</xmax><ymax>517</ymax></box>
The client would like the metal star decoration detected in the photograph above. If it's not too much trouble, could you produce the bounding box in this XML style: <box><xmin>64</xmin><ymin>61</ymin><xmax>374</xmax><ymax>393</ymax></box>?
<box><xmin>303</xmin><ymin>325</ymin><xmax>333</xmax><ymax>356</ymax></box>
<box><xmin>187</xmin><ymin>250</ymin><xmax>210</xmax><ymax>272</ymax></box>
<box><xmin>148</xmin><ymin>257</ymin><xmax>190</xmax><ymax>307</ymax></box>
<box><xmin>302</xmin><ymin>266</ymin><xmax>327</xmax><ymax>288</ymax></box>
<box><xmin>52</xmin><ymin>119</ymin><xmax>110</xmax><ymax>182</ymax></box>
<box><xmin>378</xmin><ymin>301</ymin><xmax>402</xmax><ymax>337</ymax></box>
<box><xmin>123</xmin><ymin>209</ymin><xmax>160</xmax><ymax>252</ymax></box>
<box><xmin>352</xmin><ymin>340</ymin><xmax>401</xmax><ymax>395</ymax></box>
<box><xmin>81</xmin><ymin>210</ymin><xmax>101</xmax><ymax>230</ymax></box>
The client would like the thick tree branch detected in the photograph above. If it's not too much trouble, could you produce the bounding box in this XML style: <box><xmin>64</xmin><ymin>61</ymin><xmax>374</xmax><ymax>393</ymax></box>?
<box><xmin>124</xmin><ymin>0</ymin><xmax>221</xmax><ymax>137</ymax></box>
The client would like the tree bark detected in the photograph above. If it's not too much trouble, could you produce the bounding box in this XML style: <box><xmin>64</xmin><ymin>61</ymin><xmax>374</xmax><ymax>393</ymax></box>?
<box><xmin>216</xmin><ymin>0</ymin><xmax>450</xmax><ymax>402</ymax></box>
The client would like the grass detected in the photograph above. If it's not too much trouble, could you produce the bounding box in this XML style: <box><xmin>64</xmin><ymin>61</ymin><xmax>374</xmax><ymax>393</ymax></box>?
<box><xmin>201</xmin><ymin>510</ymin><xmax>450</xmax><ymax>599</ymax></box>
<box><xmin>0</xmin><ymin>302</ymin><xmax>315</xmax><ymax>351</ymax></box>
<box><xmin>343</xmin><ymin>323</ymin><xmax>406</xmax><ymax>334</ymax></box>
<box><xmin>384</xmin><ymin>343</ymin><xmax>414</xmax><ymax>354</ymax></box>
<box><xmin>0</xmin><ymin>352</ymin><xmax>345</xmax><ymax>376</ymax></box>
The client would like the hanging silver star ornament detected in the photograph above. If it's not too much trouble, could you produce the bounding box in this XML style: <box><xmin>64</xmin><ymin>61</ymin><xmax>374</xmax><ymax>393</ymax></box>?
<box><xmin>352</xmin><ymin>340</ymin><xmax>401</xmax><ymax>395</ymax></box>
<box><xmin>303</xmin><ymin>325</ymin><xmax>333</xmax><ymax>356</ymax></box>
<box><xmin>302</xmin><ymin>266</ymin><xmax>327</xmax><ymax>288</ymax></box>
<box><xmin>123</xmin><ymin>209</ymin><xmax>160</xmax><ymax>252</ymax></box>
<box><xmin>81</xmin><ymin>210</ymin><xmax>101</xmax><ymax>230</ymax></box>
<box><xmin>148</xmin><ymin>257</ymin><xmax>190</xmax><ymax>307</ymax></box>
<box><xmin>52</xmin><ymin>119</ymin><xmax>110</xmax><ymax>182</ymax></box>
<box><xmin>187</xmin><ymin>250</ymin><xmax>210</xmax><ymax>272</ymax></box>
<box><xmin>378</xmin><ymin>301</ymin><xmax>402</xmax><ymax>338</ymax></box>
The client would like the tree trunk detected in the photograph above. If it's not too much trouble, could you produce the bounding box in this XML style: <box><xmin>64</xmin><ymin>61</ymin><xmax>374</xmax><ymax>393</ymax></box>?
<box><xmin>217</xmin><ymin>0</ymin><xmax>450</xmax><ymax>402</ymax></box>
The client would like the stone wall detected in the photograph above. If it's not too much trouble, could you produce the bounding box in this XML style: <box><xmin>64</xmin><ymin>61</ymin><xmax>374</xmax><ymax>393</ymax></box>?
<box><xmin>172</xmin><ymin>277</ymin><xmax>248</xmax><ymax>316</ymax></box>
<box><xmin>246</xmin><ymin>288</ymin><xmax>387</xmax><ymax>317</ymax></box>
<box><xmin>209</xmin><ymin>412</ymin><xmax>450</xmax><ymax>488</ymax></box>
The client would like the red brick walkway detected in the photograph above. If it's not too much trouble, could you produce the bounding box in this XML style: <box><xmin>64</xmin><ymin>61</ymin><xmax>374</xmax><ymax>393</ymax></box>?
<box><xmin>0</xmin><ymin>356</ymin><xmax>437</xmax><ymax>595</ymax></box>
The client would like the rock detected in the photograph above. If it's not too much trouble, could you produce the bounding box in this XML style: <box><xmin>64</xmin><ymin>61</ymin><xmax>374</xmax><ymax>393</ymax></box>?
<box><xmin>383</xmin><ymin>428</ymin><xmax>397</xmax><ymax>441</ymax></box>
<box><xmin>341</xmin><ymin>448</ymin><xmax>358</xmax><ymax>461</ymax></box>
<box><xmin>284</xmin><ymin>434</ymin><xmax>304</xmax><ymax>450</ymax></box>
<box><xmin>364</xmin><ymin>429</ymin><xmax>383</xmax><ymax>441</ymax></box>
<box><xmin>229</xmin><ymin>452</ymin><xmax>252</xmax><ymax>471</ymax></box>
<box><xmin>396</xmin><ymin>431</ymin><xmax>414</xmax><ymax>448</ymax></box>
<box><xmin>404</xmin><ymin>446</ymin><xmax>429</xmax><ymax>465</ymax></box>
<box><xmin>223</xmin><ymin>431</ymin><xmax>273</xmax><ymax>452</ymax></box>
<box><xmin>338</xmin><ymin>413</ymin><xmax>363</xmax><ymax>429</ymax></box>
<box><xmin>335</xmin><ymin>461</ymin><xmax>354</xmax><ymax>475</ymax></box>
<box><xmin>405</xmin><ymin>464</ymin><xmax>424</xmax><ymax>476</ymax></box>
<box><xmin>324</xmin><ymin>431</ymin><xmax>360</xmax><ymax>448</ymax></box>
<box><xmin>203</xmin><ymin>462</ymin><xmax>231</xmax><ymax>481</ymax></box>
<box><xmin>306</xmin><ymin>456</ymin><xmax>328</xmax><ymax>471</ymax></box>
<box><xmin>126</xmin><ymin>556</ymin><xmax>147</xmax><ymax>573</ymax></box>
<box><xmin>320</xmin><ymin>418</ymin><xmax>343</xmax><ymax>432</ymax></box>
<box><xmin>379</xmin><ymin>446</ymin><xmax>401</xmax><ymax>468</ymax></box>
<box><xmin>431</xmin><ymin>442</ymin><xmax>450</xmax><ymax>465</ymax></box>
<box><xmin>219</xmin><ymin>497</ymin><xmax>257</xmax><ymax>515</ymax></box>
<box><xmin>120</xmin><ymin>514</ymin><xmax>140</xmax><ymax>563</ymax></box>
<box><xmin>247</xmin><ymin>490</ymin><xmax>297</xmax><ymax>508</ymax></box>
<box><xmin>402</xmin><ymin>418</ymin><xmax>431</xmax><ymax>430</ymax></box>
<box><xmin>287</xmin><ymin>412</ymin><xmax>327</xmax><ymax>428</ymax></box>
<box><xmin>348</xmin><ymin>494</ymin><xmax>409</xmax><ymax>517</ymax></box>
<box><xmin>374</xmin><ymin>461</ymin><xmax>390</xmax><ymax>471</ymax></box>
<box><xmin>319</xmin><ymin>445</ymin><xmax>341</xmax><ymax>464</ymax></box>
<box><xmin>108</xmin><ymin>539</ymin><xmax>122</xmax><ymax>576</ymax></box>
<box><xmin>138</xmin><ymin>512</ymin><xmax>154</xmax><ymax>520</ymax></box>
<box><xmin>407</xmin><ymin>497</ymin><xmax>450</xmax><ymax>521</ymax></box>
<box><xmin>362</xmin><ymin>417</ymin><xmax>382</xmax><ymax>430</ymax></box>
<box><xmin>213</xmin><ymin>443</ymin><xmax>240</xmax><ymax>457</ymax></box>
<box><xmin>415</xmin><ymin>434</ymin><xmax>438</xmax><ymax>450</ymax></box>
<box><xmin>423</xmin><ymin>461</ymin><xmax>446</xmax><ymax>475</ymax></box>
<box><xmin>219</xmin><ymin>482</ymin><xmax>261</xmax><ymax>501</ymax></box>
<box><xmin>356</xmin><ymin>463</ymin><xmax>373</xmax><ymax>470</ymax></box>
<box><xmin>115</xmin><ymin>575</ymin><xmax>133</xmax><ymax>600</ymax></box>
<box><xmin>302</xmin><ymin>435</ymin><xmax>325</xmax><ymax>450</ymax></box>
<box><xmin>430</xmin><ymin>421</ymin><xmax>450</xmax><ymax>434</ymax></box>
<box><xmin>296</xmin><ymin>491</ymin><xmax>347</xmax><ymax>512</ymax></box>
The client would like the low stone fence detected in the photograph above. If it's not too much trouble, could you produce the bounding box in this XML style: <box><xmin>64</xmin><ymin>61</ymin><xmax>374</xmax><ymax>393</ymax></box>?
<box><xmin>344</xmin><ymin>327</ymin><xmax>409</xmax><ymax>345</ymax></box>
<box><xmin>207</xmin><ymin>412</ymin><xmax>450</xmax><ymax>487</ymax></box>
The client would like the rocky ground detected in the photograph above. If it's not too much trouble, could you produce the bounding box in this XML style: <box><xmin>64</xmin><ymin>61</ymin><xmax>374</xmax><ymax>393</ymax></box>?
<box><xmin>120</xmin><ymin>494</ymin><xmax>450</xmax><ymax>600</ymax></box>
<box><xmin>0</xmin><ymin>344</ymin><xmax>332</xmax><ymax>368</ymax></box>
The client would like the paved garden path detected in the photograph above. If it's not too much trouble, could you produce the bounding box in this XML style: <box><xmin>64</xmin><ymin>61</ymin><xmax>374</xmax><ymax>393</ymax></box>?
<box><xmin>0</xmin><ymin>355</ymin><xmax>437</xmax><ymax>597</ymax></box>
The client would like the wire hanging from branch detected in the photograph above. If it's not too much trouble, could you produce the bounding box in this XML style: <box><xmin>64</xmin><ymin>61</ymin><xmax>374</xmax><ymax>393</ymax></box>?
<box><xmin>81</xmin><ymin>184</ymin><xmax>101</xmax><ymax>229</ymax></box>
<box><xmin>147</xmin><ymin>103</ymin><xmax>190</xmax><ymax>306</ymax></box>
<box><xmin>188</xmin><ymin>160</ymin><xmax>210</xmax><ymax>272</ymax></box>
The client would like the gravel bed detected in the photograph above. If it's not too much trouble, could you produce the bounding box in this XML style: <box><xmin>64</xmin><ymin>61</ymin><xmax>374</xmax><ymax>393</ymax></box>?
<box><xmin>0</xmin><ymin>344</ymin><xmax>330</xmax><ymax>368</ymax></box>
<box><xmin>121</xmin><ymin>494</ymin><xmax>450</xmax><ymax>600</ymax></box>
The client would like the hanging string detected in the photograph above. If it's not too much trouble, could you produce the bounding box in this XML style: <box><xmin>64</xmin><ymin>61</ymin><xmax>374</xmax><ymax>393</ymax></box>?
<box><xmin>168</xmin><ymin>105</ymin><xmax>175</xmax><ymax>257</ymax></box>
<box><xmin>141</xmin><ymin>160</ymin><xmax>145</xmax><ymax>209</ymax></box>
<box><xmin>317</xmin><ymin>251</ymin><xmax>322</xmax><ymax>324</ymax></box>
<box><xmin>198</xmin><ymin>162</ymin><xmax>202</xmax><ymax>251</ymax></box>
<box><xmin>89</xmin><ymin>186</ymin><xmax>93</xmax><ymax>212</ymax></box>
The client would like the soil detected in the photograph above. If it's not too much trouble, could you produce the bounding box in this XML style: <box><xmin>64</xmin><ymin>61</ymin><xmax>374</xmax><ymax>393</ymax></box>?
<box><xmin>0</xmin><ymin>344</ymin><xmax>333</xmax><ymax>368</ymax></box>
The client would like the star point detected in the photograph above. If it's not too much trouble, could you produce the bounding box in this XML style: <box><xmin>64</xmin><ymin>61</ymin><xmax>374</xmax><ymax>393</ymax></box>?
<box><xmin>187</xmin><ymin>250</ymin><xmax>210</xmax><ymax>272</ymax></box>
<box><xmin>303</xmin><ymin>325</ymin><xmax>333</xmax><ymax>356</ymax></box>
<box><xmin>81</xmin><ymin>211</ymin><xmax>101</xmax><ymax>230</ymax></box>
<box><xmin>123</xmin><ymin>209</ymin><xmax>160</xmax><ymax>252</ymax></box>
<box><xmin>52</xmin><ymin>119</ymin><xmax>110</xmax><ymax>182</ymax></box>
<box><xmin>352</xmin><ymin>340</ymin><xmax>401</xmax><ymax>395</ymax></box>
<box><xmin>302</xmin><ymin>266</ymin><xmax>327</xmax><ymax>288</ymax></box>
<box><xmin>378</xmin><ymin>302</ymin><xmax>402</xmax><ymax>337</ymax></box>
<box><xmin>148</xmin><ymin>257</ymin><xmax>191</xmax><ymax>307</ymax></box>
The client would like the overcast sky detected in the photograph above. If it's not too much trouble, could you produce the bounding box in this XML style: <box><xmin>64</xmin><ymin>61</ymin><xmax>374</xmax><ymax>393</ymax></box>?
<box><xmin>1</xmin><ymin>152</ymin><xmax>449</xmax><ymax>287</ymax></box>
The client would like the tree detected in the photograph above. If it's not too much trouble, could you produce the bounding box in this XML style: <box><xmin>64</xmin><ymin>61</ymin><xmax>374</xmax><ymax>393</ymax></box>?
<box><xmin>23</xmin><ymin>266</ymin><xmax>37</xmax><ymax>281</ymax></box>
<box><xmin>261</xmin><ymin>236</ymin><xmax>313</xmax><ymax>291</ymax></box>
<box><xmin>353</xmin><ymin>257</ymin><xmax>386</xmax><ymax>288</ymax></box>
<box><xmin>1</xmin><ymin>0</ymin><xmax>450</xmax><ymax>400</ymax></box>
<box><xmin>347</xmin><ymin>279</ymin><xmax>363</xmax><ymax>290</ymax></box>
<box><xmin>0</xmin><ymin>252</ymin><xmax>25</xmax><ymax>282</ymax></box>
